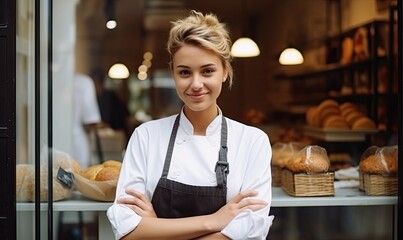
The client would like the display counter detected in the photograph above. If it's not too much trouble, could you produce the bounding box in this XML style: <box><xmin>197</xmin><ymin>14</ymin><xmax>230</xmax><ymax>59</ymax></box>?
<box><xmin>17</xmin><ymin>187</ymin><xmax>398</xmax><ymax>240</ymax></box>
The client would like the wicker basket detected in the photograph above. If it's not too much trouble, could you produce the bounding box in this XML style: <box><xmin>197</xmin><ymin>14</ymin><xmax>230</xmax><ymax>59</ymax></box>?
<box><xmin>271</xmin><ymin>165</ymin><xmax>283</xmax><ymax>187</ymax></box>
<box><xmin>281</xmin><ymin>169</ymin><xmax>335</xmax><ymax>197</ymax></box>
<box><xmin>362</xmin><ymin>173</ymin><xmax>397</xmax><ymax>196</ymax></box>
<box><xmin>358</xmin><ymin>171</ymin><xmax>365</xmax><ymax>191</ymax></box>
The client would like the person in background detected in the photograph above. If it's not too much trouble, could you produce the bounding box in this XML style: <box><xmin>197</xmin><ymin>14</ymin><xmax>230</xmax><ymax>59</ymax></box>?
<box><xmin>107</xmin><ymin>10</ymin><xmax>274</xmax><ymax>239</ymax></box>
<box><xmin>91</xmin><ymin>69</ymin><xmax>131</xmax><ymax>143</ymax></box>
<box><xmin>72</xmin><ymin>73</ymin><xmax>101</xmax><ymax>168</ymax></box>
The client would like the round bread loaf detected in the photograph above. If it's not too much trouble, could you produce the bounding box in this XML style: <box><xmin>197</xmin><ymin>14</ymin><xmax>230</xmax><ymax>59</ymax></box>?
<box><xmin>339</xmin><ymin>102</ymin><xmax>358</xmax><ymax>112</ymax></box>
<box><xmin>345</xmin><ymin>110</ymin><xmax>364</xmax><ymax>126</ymax></box>
<box><xmin>286</xmin><ymin>145</ymin><xmax>330</xmax><ymax>173</ymax></box>
<box><xmin>359</xmin><ymin>154</ymin><xmax>397</xmax><ymax>174</ymax></box>
<box><xmin>306</xmin><ymin>106</ymin><xmax>318</xmax><ymax>126</ymax></box>
<box><xmin>352</xmin><ymin>116</ymin><xmax>376</xmax><ymax>129</ymax></box>
<box><xmin>318</xmin><ymin>108</ymin><xmax>341</xmax><ymax>127</ymax></box>
<box><xmin>82</xmin><ymin>160</ymin><xmax>122</xmax><ymax>181</ymax></box>
<box><xmin>322</xmin><ymin>115</ymin><xmax>349</xmax><ymax>129</ymax></box>
<box><xmin>95</xmin><ymin>166</ymin><xmax>121</xmax><ymax>181</ymax></box>
<box><xmin>317</xmin><ymin>99</ymin><xmax>339</xmax><ymax>111</ymax></box>
<box><xmin>103</xmin><ymin>160</ymin><xmax>122</xmax><ymax>169</ymax></box>
<box><xmin>83</xmin><ymin>164</ymin><xmax>104</xmax><ymax>180</ymax></box>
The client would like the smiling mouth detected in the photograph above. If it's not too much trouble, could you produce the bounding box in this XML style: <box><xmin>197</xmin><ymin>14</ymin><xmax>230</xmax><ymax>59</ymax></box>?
<box><xmin>187</xmin><ymin>92</ymin><xmax>208</xmax><ymax>100</ymax></box>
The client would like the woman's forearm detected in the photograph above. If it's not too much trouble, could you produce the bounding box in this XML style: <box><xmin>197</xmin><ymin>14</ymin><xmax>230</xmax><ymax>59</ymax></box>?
<box><xmin>193</xmin><ymin>232</ymin><xmax>230</xmax><ymax>240</ymax></box>
<box><xmin>121</xmin><ymin>215</ymin><xmax>219</xmax><ymax>240</ymax></box>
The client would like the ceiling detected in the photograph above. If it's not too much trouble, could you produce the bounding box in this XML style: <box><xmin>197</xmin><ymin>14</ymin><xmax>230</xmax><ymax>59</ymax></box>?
<box><xmin>75</xmin><ymin>0</ymin><xmax>275</xmax><ymax>75</ymax></box>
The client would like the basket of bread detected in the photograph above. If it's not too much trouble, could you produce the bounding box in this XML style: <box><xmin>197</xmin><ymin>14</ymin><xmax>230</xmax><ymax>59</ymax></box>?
<box><xmin>16</xmin><ymin>148</ymin><xmax>81</xmax><ymax>202</ymax></box>
<box><xmin>282</xmin><ymin>145</ymin><xmax>335</xmax><ymax>197</ymax></box>
<box><xmin>73</xmin><ymin>160</ymin><xmax>122</xmax><ymax>201</ymax></box>
<box><xmin>271</xmin><ymin>142</ymin><xmax>305</xmax><ymax>187</ymax></box>
<box><xmin>358</xmin><ymin>145</ymin><xmax>398</xmax><ymax>196</ymax></box>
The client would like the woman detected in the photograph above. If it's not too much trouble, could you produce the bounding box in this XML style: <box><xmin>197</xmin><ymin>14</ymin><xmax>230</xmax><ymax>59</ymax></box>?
<box><xmin>107</xmin><ymin>10</ymin><xmax>274</xmax><ymax>240</ymax></box>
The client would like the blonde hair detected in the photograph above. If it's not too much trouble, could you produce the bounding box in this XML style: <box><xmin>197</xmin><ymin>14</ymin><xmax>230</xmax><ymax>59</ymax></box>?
<box><xmin>167</xmin><ymin>10</ymin><xmax>234</xmax><ymax>87</ymax></box>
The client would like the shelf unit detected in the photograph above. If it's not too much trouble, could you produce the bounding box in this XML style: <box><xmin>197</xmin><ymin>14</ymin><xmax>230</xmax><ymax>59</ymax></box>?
<box><xmin>275</xmin><ymin>18</ymin><xmax>398</xmax><ymax>146</ymax></box>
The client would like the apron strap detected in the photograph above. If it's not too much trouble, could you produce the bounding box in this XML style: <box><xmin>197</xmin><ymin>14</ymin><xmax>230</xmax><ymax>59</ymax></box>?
<box><xmin>161</xmin><ymin>115</ymin><xmax>180</xmax><ymax>178</ymax></box>
<box><xmin>215</xmin><ymin>116</ymin><xmax>229</xmax><ymax>188</ymax></box>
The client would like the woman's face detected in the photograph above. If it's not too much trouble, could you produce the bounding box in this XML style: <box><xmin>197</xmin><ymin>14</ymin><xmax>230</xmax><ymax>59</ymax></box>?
<box><xmin>172</xmin><ymin>44</ymin><xmax>227</xmax><ymax>114</ymax></box>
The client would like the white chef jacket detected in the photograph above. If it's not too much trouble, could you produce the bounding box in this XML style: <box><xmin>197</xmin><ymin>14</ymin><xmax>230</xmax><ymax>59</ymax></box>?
<box><xmin>107</xmin><ymin>110</ymin><xmax>274</xmax><ymax>239</ymax></box>
<box><xmin>72</xmin><ymin>73</ymin><xmax>101</xmax><ymax>168</ymax></box>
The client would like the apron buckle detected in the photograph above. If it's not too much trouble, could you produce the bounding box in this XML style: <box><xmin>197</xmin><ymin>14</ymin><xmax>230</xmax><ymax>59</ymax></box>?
<box><xmin>215</xmin><ymin>160</ymin><xmax>229</xmax><ymax>174</ymax></box>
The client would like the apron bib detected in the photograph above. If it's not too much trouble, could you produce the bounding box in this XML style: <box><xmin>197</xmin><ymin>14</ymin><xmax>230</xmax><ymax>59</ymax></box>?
<box><xmin>151</xmin><ymin>114</ymin><xmax>229</xmax><ymax>218</ymax></box>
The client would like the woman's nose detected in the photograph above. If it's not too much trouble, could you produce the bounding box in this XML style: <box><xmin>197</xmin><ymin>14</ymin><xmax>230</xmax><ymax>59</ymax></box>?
<box><xmin>190</xmin><ymin>74</ymin><xmax>203</xmax><ymax>89</ymax></box>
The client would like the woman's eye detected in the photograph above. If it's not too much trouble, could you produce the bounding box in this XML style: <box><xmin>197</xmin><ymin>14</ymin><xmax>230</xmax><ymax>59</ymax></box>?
<box><xmin>178</xmin><ymin>70</ymin><xmax>191</xmax><ymax>76</ymax></box>
<box><xmin>203</xmin><ymin>68</ymin><xmax>215</xmax><ymax>75</ymax></box>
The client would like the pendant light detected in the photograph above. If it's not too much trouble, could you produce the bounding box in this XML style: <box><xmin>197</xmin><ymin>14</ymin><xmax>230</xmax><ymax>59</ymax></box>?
<box><xmin>108</xmin><ymin>63</ymin><xmax>130</xmax><ymax>79</ymax></box>
<box><xmin>105</xmin><ymin>0</ymin><xmax>117</xmax><ymax>29</ymax></box>
<box><xmin>279</xmin><ymin>47</ymin><xmax>304</xmax><ymax>65</ymax></box>
<box><xmin>231</xmin><ymin>38</ymin><xmax>260</xmax><ymax>57</ymax></box>
<box><xmin>230</xmin><ymin>0</ymin><xmax>260</xmax><ymax>58</ymax></box>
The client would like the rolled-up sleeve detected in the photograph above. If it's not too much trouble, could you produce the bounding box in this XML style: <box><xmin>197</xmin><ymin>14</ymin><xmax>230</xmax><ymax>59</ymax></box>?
<box><xmin>222</xmin><ymin>131</ymin><xmax>274</xmax><ymax>239</ymax></box>
<box><xmin>107</xmin><ymin>204</ymin><xmax>141</xmax><ymax>239</ymax></box>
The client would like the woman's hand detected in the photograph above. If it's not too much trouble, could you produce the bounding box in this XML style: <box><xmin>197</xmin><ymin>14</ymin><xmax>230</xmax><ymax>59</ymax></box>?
<box><xmin>117</xmin><ymin>188</ymin><xmax>157</xmax><ymax>218</ymax></box>
<box><xmin>208</xmin><ymin>190</ymin><xmax>267</xmax><ymax>231</ymax></box>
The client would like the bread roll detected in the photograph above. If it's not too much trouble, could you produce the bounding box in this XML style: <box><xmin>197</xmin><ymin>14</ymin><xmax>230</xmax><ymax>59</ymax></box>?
<box><xmin>82</xmin><ymin>160</ymin><xmax>122</xmax><ymax>181</ymax></box>
<box><xmin>317</xmin><ymin>99</ymin><xmax>339</xmax><ymax>111</ymax></box>
<box><xmin>306</xmin><ymin>106</ymin><xmax>318</xmax><ymax>126</ymax></box>
<box><xmin>83</xmin><ymin>164</ymin><xmax>104</xmax><ymax>180</ymax></box>
<box><xmin>95</xmin><ymin>167</ymin><xmax>121</xmax><ymax>181</ymax></box>
<box><xmin>339</xmin><ymin>102</ymin><xmax>358</xmax><ymax>112</ymax></box>
<box><xmin>103</xmin><ymin>160</ymin><xmax>122</xmax><ymax>169</ymax></box>
<box><xmin>352</xmin><ymin>116</ymin><xmax>376</xmax><ymax>129</ymax></box>
<box><xmin>318</xmin><ymin>107</ymin><xmax>341</xmax><ymax>127</ymax></box>
<box><xmin>322</xmin><ymin>115</ymin><xmax>349</xmax><ymax>129</ymax></box>
<box><xmin>345</xmin><ymin>110</ymin><xmax>365</xmax><ymax>126</ymax></box>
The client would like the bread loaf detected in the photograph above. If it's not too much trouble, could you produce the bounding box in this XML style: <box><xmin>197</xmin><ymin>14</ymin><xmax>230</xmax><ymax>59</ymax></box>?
<box><xmin>272</xmin><ymin>142</ymin><xmax>305</xmax><ymax>167</ymax></box>
<box><xmin>16</xmin><ymin>152</ymin><xmax>80</xmax><ymax>202</ymax></box>
<box><xmin>352</xmin><ymin>117</ymin><xmax>376</xmax><ymax>129</ymax></box>
<box><xmin>81</xmin><ymin>160</ymin><xmax>122</xmax><ymax>181</ymax></box>
<box><xmin>322</xmin><ymin>115</ymin><xmax>349</xmax><ymax>129</ymax></box>
<box><xmin>16</xmin><ymin>164</ymin><xmax>73</xmax><ymax>202</ymax></box>
<box><xmin>359</xmin><ymin>146</ymin><xmax>398</xmax><ymax>174</ymax></box>
<box><xmin>360</xmin><ymin>155</ymin><xmax>397</xmax><ymax>174</ymax></box>
<box><xmin>286</xmin><ymin>145</ymin><xmax>330</xmax><ymax>173</ymax></box>
<box><xmin>95</xmin><ymin>167</ymin><xmax>121</xmax><ymax>181</ymax></box>
<box><xmin>287</xmin><ymin>153</ymin><xmax>330</xmax><ymax>173</ymax></box>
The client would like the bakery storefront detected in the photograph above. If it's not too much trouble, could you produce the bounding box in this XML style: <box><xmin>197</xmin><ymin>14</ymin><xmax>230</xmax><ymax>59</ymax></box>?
<box><xmin>1</xmin><ymin>0</ymin><xmax>402</xmax><ymax>239</ymax></box>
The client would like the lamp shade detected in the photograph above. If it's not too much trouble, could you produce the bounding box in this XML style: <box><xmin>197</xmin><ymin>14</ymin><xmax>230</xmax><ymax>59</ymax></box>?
<box><xmin>279</xmin><ymin>47</ymin><xmax>304</xmax><ymax>65</ymax></box>
<box><xmin>108</xmin><ymin>63</ymin><xmax>130</xmax><ymax>79</ymax></box>
<box><xmin>231</xmin><ymin>37</ymin><xmax>260</xmax><ymax>57</ymax></box>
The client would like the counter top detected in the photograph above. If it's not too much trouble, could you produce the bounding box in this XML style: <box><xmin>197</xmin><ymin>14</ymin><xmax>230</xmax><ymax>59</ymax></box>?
<box><xmin>17</xmin><ymin>187</ymin><xmax>397</xmax><ymax>212</ymax></box>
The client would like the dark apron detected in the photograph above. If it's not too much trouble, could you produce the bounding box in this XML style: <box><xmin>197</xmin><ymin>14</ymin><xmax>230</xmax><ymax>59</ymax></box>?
<box><xmin>151</xmin><ymin>114</ymin><xmax>229</xmax><ymax>218</ymax></box>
